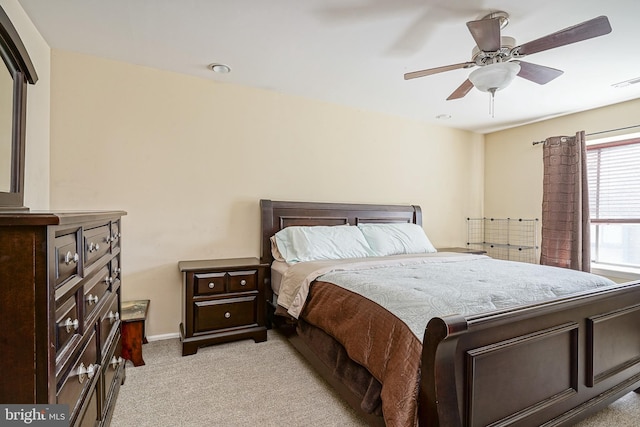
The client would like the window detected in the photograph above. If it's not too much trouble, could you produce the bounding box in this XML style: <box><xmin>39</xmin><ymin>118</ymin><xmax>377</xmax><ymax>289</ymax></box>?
<box><xmin>586</xmin><ymin>137</ymin><xmax>640</xmax><ymax>270</ymax></box>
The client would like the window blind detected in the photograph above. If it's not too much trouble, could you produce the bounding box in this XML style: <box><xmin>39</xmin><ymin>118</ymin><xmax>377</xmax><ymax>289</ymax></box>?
<box><xmin>587</xmin><ymin>139</ymin><xmax>640</xmax><ymax>220</ymax></box>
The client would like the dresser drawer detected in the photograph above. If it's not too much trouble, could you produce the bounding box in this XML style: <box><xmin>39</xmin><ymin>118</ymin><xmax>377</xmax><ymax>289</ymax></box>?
<box><xmin>57</xmin><ymin>330</ymin><xmax>99</xmax><ymax>419</ymax></box>
<box><xmin>102</xmin><ymin>334</ymin><xmax>123</xmax><ymax>403</ymax></box>
<box><xmin>56</xmin><ymin>294</ymin><xmax>81</xmax><ymax>352</ymax></box>
<box><xmin>111</xmin><ymin>255</ymin><xmax>121</xmax><ymax>281</ymax></box>
<box><xmin>83</xmin><ymin>266</ymin><xmax>111</xmax><ymax>325</ymax></box>
<box><xmin>76</xmin><ymin>382</ymin><xmax>99</xmax><ymax>427</ymax></box>
<box><xmin>84</xmin><ymin>224</ymin><xmax>111</xmax><ymax>267</ymax></box>
<box><xmin>194</xmin><ymin>295</ymin><xmax>257</xmax><ymax>332</ymax></box>
<box><xmin>194</xmin><ymin>272</ymin><xmax>226</xmax><ymax>296</ymax></box>
<box><xmin>55</xmin><ymin>231</ymin><xmax>81</xmax><ymax>286</ymax></box>
<box><xmin>99</xmin><ymin>295</ymin><xmax>121</xmax><ymax>351</ymax></box>
<box><xmin>110</xmin><ymin>220</ymin><xmax>122</xmax><ymax>250</ymax></box>
<box><xmin>228</xmin><ymin>270</ymin><xmax>258</xmax><ymax>292</ymax></box>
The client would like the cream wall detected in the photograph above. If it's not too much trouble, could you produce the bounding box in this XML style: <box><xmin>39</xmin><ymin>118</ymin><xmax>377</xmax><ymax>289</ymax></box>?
<box><xmin>49</xmin><ymin>50</ymin><xmax>484</xmax><ymax>337</ymax></box>
<box><xmin>484</xmin><ymin>98</ymin><xmax>640</xmax><ymax>279</ymax></box>
<box><xmin>485</xmin><ymin>98</ymin><xmax>640</xmax><ymax>219</ymax></box>
<box><xmin>0</xmin><ymin>0</ymin><xmax>50</xmax><ymax>209</ymax></box>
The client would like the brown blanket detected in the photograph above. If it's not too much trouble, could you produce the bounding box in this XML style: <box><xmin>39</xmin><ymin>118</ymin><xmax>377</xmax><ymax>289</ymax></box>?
<box><xmin>301</xmin><ymin>280</ymin><xmax>423</xmax><ymax>427</ymax></box>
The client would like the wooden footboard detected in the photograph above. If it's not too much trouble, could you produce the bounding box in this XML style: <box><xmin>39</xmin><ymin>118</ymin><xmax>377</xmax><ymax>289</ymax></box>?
<box><xmin>419</xmin><ymin>280</ymin><xmax>640</xmax><ymax>427</ymax></box>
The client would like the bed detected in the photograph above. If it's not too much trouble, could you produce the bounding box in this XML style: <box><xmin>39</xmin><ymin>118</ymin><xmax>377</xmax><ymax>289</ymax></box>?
<box><xmin>259</xmin><ymin>199</ymin><xmax>640</xmax><ymax>427</ymax></box>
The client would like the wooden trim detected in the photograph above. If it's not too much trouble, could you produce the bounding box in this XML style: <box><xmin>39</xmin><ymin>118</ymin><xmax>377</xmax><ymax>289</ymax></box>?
<box><xmin>587</xmin><ymin>304</ymin><xmax>640</xmax><ymax>387</ymax></box>
<box><xmin>465</xmin><ymin>323</ymin><xmax>578</xmax><ymax>426</ymax></box>
<box><xmin>0</xmin><ymin>6</ymin><xmax>38</xmax><ymax>83</ymax></box>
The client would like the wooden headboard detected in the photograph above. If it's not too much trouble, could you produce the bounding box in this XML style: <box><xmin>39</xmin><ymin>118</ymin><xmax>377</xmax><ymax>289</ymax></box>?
<box><xmin>259</xmin><ymin>199</ymin><xmax>422</xmax><ymax>265</ymax></box>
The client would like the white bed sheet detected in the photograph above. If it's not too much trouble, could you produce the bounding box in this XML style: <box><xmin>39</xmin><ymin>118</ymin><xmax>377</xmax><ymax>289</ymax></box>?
<box><xmin>270</xmin><ymin>260</ymin><xmax>290</xmax><ymax>295</ymax></box>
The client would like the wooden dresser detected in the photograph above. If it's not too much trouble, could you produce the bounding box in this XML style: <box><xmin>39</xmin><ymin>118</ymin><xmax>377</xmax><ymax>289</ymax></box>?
<box><xmin>0</xmin><ymin>211</ymin><xmax>126</xmax><ymax>427</ymax></box>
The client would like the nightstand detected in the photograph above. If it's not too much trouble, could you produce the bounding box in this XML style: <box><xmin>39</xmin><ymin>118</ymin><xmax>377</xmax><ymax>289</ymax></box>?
<box><xmin>178</xmin><ymin>257</ymin><xmax>268</xmax><ymax>356</ymax></box>
<box><xmin>437</xmin><ymin>247</ymin><xmax>487</xmax><ymax>255</ymax></box>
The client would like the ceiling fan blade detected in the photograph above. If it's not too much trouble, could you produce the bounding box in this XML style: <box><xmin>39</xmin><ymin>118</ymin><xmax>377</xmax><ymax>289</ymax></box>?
<box><xmin>447</xmin><ymin>79</ymin><xmax>474</xmax><ymax>100</ymax></box>
<box><xmin>404</xmin><ymin>62</ymin><xmax>475</xmax><ymax>80</ymax></box>
<box><xmin>516</xmin><ymin>61</ymin><xmax>564</xmax><ymax>84</ymax></box>
<box><xmin>516</xmin><ymin>16</ymin><xmax>612</xmax><ymax>56</ymax></box>
<box><xmin>466</xmin><ymin>17</ymin><xmax>502</xmax><ymax>52</ymax></box>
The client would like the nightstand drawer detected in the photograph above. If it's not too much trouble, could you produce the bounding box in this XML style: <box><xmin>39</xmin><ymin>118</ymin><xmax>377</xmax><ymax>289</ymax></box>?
<box><xmin>194</xmin><ymin>295</ymin><xmax>257</xmax><ymax>332</ymax></box>
<box><xmin>228</xmin><ymin>270</ymin><xmax>257</xmax><ymax>292</ymax></box>
<box><xmin>194</xmin><ymin>272</ymin><xmax>226</xmax><ymax>295</ymax></box>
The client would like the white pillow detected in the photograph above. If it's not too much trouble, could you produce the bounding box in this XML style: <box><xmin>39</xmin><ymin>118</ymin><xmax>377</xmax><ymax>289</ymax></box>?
<box><xmin>357</xmin><ymin>223</ymin><xmax>437</xmax><ymax>256</ymax></box>
<box><xmin>273</xmin><ymin>225</ymin><xmax>373</xmax><ymax>264</ymax></box>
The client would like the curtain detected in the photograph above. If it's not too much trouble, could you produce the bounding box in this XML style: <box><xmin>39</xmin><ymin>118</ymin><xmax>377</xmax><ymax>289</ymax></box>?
<box><xmin>540</xmin><ymin>131</ymin><xmax>591</xmax><ymax>272</ymax></box>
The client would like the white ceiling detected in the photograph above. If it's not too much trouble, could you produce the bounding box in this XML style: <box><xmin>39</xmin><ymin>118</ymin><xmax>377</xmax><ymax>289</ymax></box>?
<box><xmin>17</xmin><ymin>0</ymin><xmax>640</xmax><ymax>133</ymax></box>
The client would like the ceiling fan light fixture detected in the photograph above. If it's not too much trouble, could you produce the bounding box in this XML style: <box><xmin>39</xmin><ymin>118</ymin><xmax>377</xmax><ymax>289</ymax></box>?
<box><xmin>468</xmin><ymin>61</ymin><xmax>521</xmax><ymax>92</ymax></box>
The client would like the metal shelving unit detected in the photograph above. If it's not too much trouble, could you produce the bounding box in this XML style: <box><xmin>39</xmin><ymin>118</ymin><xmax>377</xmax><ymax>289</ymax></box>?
<box><xmin>467</xmin><ymin>217</ymin><xmax>539</xmax><ymax>263</ymax></box>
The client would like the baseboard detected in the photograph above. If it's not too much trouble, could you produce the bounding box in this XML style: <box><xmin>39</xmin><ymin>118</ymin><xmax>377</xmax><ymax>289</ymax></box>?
<box><xmin>147</xmin><ymin>332</ymin><xmax>180</xmax><ymax>342</ymax></box>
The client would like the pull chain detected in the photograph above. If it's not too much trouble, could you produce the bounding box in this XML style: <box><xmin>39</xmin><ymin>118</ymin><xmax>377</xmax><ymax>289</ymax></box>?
<box><xmin>489</xmin><ymin>88</ymin><xmax>496</xmax><ymax>118</ymax></box>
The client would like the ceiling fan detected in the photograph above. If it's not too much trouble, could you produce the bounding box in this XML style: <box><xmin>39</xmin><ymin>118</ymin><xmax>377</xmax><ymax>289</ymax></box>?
<box><xmin>404</xmin><ymin>12</ymin><xmax>612</xmax><ymax>103</ymax></box>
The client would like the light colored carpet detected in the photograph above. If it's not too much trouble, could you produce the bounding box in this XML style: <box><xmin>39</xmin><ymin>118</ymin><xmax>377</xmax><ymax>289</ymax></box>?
<box><xmin>111</xmin><ymin>330</ymin><xmax>640</xmax><ymax>426</ymax></box>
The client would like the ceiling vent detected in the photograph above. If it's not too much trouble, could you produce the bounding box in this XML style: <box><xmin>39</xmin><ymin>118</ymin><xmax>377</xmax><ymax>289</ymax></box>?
<box><xmin>612</xmin><ymin>77</ymin><xmax>640</xmax><ymax>88</ymax></box>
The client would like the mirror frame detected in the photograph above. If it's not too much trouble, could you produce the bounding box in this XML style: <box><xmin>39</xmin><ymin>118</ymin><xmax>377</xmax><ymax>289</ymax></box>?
<box><xmin>0</xmin><ymin>5</ymin><xmax>38</xmax><ymax>210</ymax></box>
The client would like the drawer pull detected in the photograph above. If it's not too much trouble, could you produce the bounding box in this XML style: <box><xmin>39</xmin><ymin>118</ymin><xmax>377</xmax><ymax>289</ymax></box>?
<box><xmin>114</xmin><ymin>267</ymin><xmax>121</xmax><ymax>278</ymax></box>
<box><xmin>224</xmin><ymin>312</ymin><xmax>231</xmax><ymax>319</ymax></box>
<box><xmin>86</xmin><ymin>294</ymin><xmax>99</xmax><ymax>305</ymax></box>
<box><xmin>88</xmin><ymin>242</ymin><xmax>100</xmax><ymax>253</ymax></box>
<box><xmin>208</xmin><ymin>282</ymin><xmax>215</xmax><ymax>289</ymax></box>
<box><xmin>110</xmin><ymin>356</ymin><xmax>124</xmax><ymax>370</ymax></box>
<box><xmin>61</xmin><ymin>317</ymin><xmax>79</xmax><ymax>332</ymax></box>
<box><xmin>76</xmin><ymin>363</ymin><xmax>97</xmax><ymax>384</ymax></box>
<box><xmin>240</xmin><ymin>279</ymin><xmax>247</xmax><ymax>286</ymax></box>
<box><xmin>64</xmin><ymin>251</ymin><xmax>79</xmax><ymax>265</ymax></box>
<box><xmin>104</xmin><ymin>275</ymin><xmax>114</xmax><ymax>284</ymax></box>
<box><xmin>104</xmin><ymin>236</ymin><xmax>112</xmax><ymax>243</ymax></box>
<box><xmin>108</xmin><ymin>311</ymin><xmax>120</xmax><ymax>324</ymax></box>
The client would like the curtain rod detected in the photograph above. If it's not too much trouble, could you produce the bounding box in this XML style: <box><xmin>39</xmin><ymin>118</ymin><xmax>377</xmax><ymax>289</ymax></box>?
<box><xmin>532</xmin><ymin>124</ymin><xmax>640</xmax><ymax>145</ymax></box>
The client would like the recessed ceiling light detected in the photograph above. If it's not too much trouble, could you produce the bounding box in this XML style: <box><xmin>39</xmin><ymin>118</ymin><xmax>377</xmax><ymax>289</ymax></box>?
<box><xmin>436</xmin><ymin>114</ymin><xmax>452</xmax><ymax>120</ymax></box>
<box><xmin>208</xmin><ymin>63</ymin><xmax>231</xmax><ymax>74</ymax></box>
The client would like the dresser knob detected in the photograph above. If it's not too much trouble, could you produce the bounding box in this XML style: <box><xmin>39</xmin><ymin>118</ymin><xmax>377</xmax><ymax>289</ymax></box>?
<box><xmin>104</xmin><ymin>236</ymin><xmax>111</xmax><ymax>243</ymax></box>
<box><xmin>64</xmin><ymin>251</ymin><xmax>79</xmax><ymax>265</ymax></box>
<box><xmin>76</xmin><ymin>363</ymin><xmax>97</xmax><ymax>383</ymax></box>
<box><xmin>224</xmin><ymin>312</ymin><xmax>231</xmax><ymax>319</ymax></box>
<box><xmin>104</xmin><ymin>276</ymin><xmax>113</xmax><ymax>284</ymax></box>
<box><xmin>88</xmin><ymin>241</ymin><xmax>100</xmax><ymax>252</ymax></box>
<box><xmin>108</xmin><ymin>311</ymin><xmax>120</xmax><ymax>324</ymax></box>
<box><xmin>110</xmin><ymin>356</ymin><xmax>124</xmax><ymax>370</ymax></box>
<box><xmin>61</xmin><ymin>317</ymin><xmax>79</xmax><ymax>332</ymax></box>
<box><xmin>208</xmin><ymin>282</ymin><xmax>215</xmax><ymax>289</ymax></box>
<box><xmin>240</xmin><ymin>279</ymin><xmax>247</xmax><ymax>286</ymax></box>
<box><xmin>114</xmin><ymin>267</ymin><xmax>121</xmax><ymax>277</ymax></box>
<box><xmin>87</xmin><ymin>363</ymin><xmax>96</xmax><ymax>379</ymax></box>
<box><xmin>86</xmin><ymin>294</ymin><xmax>99</xmax><ymax>305</ymax></box>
